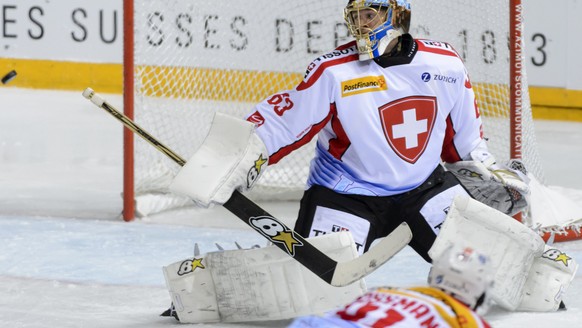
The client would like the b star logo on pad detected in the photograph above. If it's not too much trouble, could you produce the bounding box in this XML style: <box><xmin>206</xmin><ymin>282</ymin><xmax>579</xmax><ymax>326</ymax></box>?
<box><xmin>542</xmin><ymin>249</ymin><xmax>573</xmax><ymax>267</ymax></box>
<box><xmin>249</xmin><ymin>216</ymin><xmax>303</xmax><ymax>256</ymax></box>
<box><xmin>177</xmin><ymin>258</ymin><xmax>205</xmax><ymax>276</ymax></box>
<box><xmin>378</xmin><ymin>96</ymin><xmax>437</xmax><ymax>164</ymax></box>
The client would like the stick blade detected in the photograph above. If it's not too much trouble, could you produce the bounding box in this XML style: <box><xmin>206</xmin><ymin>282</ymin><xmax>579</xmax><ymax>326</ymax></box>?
<box><xmin>330</xmin><ymin>222</ymin><xmax>412</xmax><ymax>286</ymax></box>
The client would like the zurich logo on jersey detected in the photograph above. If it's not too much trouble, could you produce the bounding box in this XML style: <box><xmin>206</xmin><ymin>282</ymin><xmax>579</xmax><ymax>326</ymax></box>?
<box><xmin>421</xmin><ymin>72</ymin><xmax>431</xmax><ymax>82</ymax></box>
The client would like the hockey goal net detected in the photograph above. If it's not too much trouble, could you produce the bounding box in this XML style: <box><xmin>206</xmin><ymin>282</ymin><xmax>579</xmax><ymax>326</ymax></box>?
<box><xmin>123</xmin><ymin>0</ymin><xmax>581</xmax><ymax>240</ymax></box>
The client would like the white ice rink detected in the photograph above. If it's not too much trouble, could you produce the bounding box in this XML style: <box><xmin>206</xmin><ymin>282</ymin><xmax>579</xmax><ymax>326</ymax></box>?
<box><xmin>1</xmin><ymin>87</ymin><xmax>582</xmax><ymax>327</ymax></box>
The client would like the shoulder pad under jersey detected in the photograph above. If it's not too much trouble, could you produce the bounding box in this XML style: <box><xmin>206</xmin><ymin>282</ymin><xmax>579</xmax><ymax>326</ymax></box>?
<box><xmin>299</xmin><ymin>42</ymin><xmax>359</xmax><ymax>90</ymax></box>
<box><xmin>416</xmin><ymin>39</ymin><xmax>462</xmax><ymax>59</ymax></box>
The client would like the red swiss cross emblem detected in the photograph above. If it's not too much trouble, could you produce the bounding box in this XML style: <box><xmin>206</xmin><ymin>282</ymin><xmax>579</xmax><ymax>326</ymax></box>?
<box><xmin>378</xmin><ymin>96</ymin><xmax>438</xmax><ymax>164</ymax></box>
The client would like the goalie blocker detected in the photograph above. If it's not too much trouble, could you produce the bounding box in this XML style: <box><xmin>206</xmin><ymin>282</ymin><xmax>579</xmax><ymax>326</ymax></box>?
<box><xmin>169</xmin><ymin>112</ymin><xmax>269</xmax><ymax>207</ymax></box>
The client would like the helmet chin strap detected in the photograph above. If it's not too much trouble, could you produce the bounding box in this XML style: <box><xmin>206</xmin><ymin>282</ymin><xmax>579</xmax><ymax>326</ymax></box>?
<box><xmin>380</xmin><ymin>31</ymin><xmax>402</xmax><ymax>54</ymax></box>
<box><xmin>357</xmin><ymin>29</ymin><xmax>403</xmax><ymax>61</ymax></box>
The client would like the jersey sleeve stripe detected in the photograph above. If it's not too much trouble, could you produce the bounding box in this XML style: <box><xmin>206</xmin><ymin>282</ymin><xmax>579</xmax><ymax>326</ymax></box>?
<box><xmin>336</xmin><ymin>40</ymin><xmax>357</xmax><ymax>51</ymax></box>
<box><xmin>327</xmin><ymin>103</ymin><xmax>351</xmax><ymax>160</ymax></box>
<box><xmin>297</xmin><ymin>54</ymin><xmax>359</xmax><ymax>91</ymax></box>
<box><xmin>441</xmin><ymin>114</ymin><xmax>462</xmax><ymax>162</ymax></box>
<box><xmin>416</xmin><ymin>40</ymin><xmax>461</xmax><ymax>59</ymax></box>
<box><xmin>269</xmin><ymin>108</ymin><xmax>334</xmax><ymax>164</ymax></box>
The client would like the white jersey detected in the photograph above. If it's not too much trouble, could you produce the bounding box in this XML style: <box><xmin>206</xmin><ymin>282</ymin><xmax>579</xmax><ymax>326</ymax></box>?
<box><xmin>246</xmin><ymin>35</ymin><xmax>484</xmax><ymax>196</ymax></box>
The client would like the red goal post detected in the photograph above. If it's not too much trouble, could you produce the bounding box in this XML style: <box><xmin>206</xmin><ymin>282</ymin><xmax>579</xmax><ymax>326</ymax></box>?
<box><xmin>121</xmin><ymin>0</ymin><xmax>580</xmax><ymax>241</ymax></box>
<box><xmin>123</xmin><ymin>0</ymin><xmax>135</xmax><ymax>221</ymax></box>
<box><xmin>510</xmin><ymin>0</ymin><xmax>523</xmax><ymax>161</ymax></box>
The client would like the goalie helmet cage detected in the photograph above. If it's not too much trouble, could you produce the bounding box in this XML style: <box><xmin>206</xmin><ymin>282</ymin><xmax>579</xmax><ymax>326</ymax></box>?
<box><xmin>121</xmin><ymin>0</ymin><xmax>578</xmax><ymax>241</ymax></box>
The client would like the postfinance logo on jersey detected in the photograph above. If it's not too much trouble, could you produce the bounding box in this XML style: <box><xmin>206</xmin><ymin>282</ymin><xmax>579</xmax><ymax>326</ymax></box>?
<box><xmin>341</xmin><ymin>76</ymin><xmax>388</xmax><ymax>97</ymax></box>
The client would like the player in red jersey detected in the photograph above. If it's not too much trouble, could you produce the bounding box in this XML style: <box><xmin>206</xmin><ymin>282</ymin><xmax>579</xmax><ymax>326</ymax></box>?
<box><xmin>288</xmin><ymin>245</ymin><xmax>493</xmax><ymax>328</ymax></box>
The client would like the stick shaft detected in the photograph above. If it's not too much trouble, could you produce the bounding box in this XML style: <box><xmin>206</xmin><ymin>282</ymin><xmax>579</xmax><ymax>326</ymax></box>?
<box><xmin>83</xmin><ymin>88</ymin><xmax>186</xmax><ymax>166</ymax></box>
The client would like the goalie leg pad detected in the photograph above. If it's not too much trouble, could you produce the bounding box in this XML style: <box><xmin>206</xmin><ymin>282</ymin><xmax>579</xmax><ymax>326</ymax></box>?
<box><xmin>163</xmin><ymin>231</ymin><xmax>367</xmax><ymax>323</ymax></box>
<box><xmin>429</xmin><ymin>196</ymin><xmax>545</xmax><ymax>310</ymax></box>
<box><xmin>164</xmin><ymin>258</ymin><xmax>220</xmax><ymax>323</ymax></box>
<box><xmin>516</xmin><ymin>244</ymin><xmax>578</xmax><ymax>312</ymax></box>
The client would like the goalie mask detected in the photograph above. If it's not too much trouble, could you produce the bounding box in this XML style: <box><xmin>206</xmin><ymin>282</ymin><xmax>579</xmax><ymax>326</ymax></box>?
<box><xmin>428</xmin><ymin>245</ymin><xmax>494</xmax><ymax>313</ymax></box>
<box><xmin>344</xmin><ymin>0</ymin><xmax>411</xmax><ymax>61</ymax></box>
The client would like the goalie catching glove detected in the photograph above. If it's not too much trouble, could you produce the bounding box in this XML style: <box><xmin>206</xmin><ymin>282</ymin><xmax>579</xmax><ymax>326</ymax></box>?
<box><xmin>445</xmin><ymin>157</ymin><xmax>530</xmax><ymax>216</ymax></box>
<box><xmin>170</xmin><ymin>112</ymin><xmax>269</xmax><ymax>207</ymax></box>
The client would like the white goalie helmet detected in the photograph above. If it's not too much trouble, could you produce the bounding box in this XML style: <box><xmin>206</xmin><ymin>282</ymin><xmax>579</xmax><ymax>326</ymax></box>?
<box><xmin>428</xmin><ymin>245</ymin><xmax>495</xmax><ymax>312</ymax></box>
<box><xmin>344</xmin><ymin>0</ymin><xmax>411</xmax><ymax>61</ymax></box>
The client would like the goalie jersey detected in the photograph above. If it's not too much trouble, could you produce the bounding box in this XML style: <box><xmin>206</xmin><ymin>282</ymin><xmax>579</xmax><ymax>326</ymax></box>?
<box><xmin>246</xmin><ymin>34</ymin><xmax>484</xmax><ymax>196</ymax></box>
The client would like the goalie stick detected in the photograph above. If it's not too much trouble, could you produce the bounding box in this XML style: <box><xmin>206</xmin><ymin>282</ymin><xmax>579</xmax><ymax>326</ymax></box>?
<box><xmin>82</xmin><ymin>87</ymin><xmax>412</xmax><ymax>287</ymax></box>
